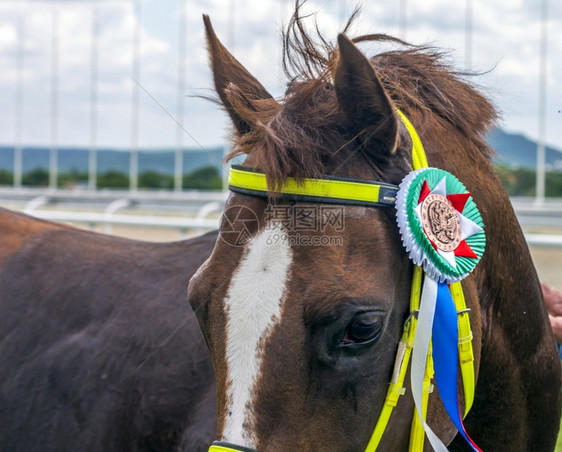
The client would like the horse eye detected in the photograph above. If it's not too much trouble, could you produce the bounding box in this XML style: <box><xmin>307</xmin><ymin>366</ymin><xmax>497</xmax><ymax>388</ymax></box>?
<box><xmin>342</xmin><ymin>312</ymin><xmax>383</xmax><ymax>347</ymax></box>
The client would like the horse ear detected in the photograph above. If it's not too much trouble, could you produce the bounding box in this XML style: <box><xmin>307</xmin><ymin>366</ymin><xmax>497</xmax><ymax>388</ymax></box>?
<box><xmin>334</xmin><ymin>34</ymin><xmax>398</xmax><ymax>157</ymax></box>
<box><xmin>203</xmin><ymin>15</ymin><xmax>273</xmax><ymax>135</ymax></box>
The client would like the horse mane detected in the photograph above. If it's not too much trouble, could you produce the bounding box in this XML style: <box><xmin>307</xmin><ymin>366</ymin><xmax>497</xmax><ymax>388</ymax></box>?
<box><xmin>225</xmin><ymin>4</ymin><xmax>497</xmax><ymax>187</ymax></box>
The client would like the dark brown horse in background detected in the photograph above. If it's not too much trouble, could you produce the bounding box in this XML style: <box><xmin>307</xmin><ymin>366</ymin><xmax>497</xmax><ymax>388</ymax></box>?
<box><xmin>0</xmin><ymin>209</ymin><xmax>217</xmax><ymax>451</ymax></box>
<box><xmin>188</xmin><ymin>7</ymin><xmax>562</xmax><ymax>452</ymax></box>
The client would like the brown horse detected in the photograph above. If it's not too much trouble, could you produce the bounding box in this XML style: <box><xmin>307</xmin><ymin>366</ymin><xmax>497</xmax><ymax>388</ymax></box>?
<box><xmin>0</xmin><ymin>208</ymin><xmax>217</xmax><ymax>451</ymax></box>
<box><xmin>188</xmin><ymin>8</ymin><xmax>561</xmax><ymax>452</ymax></box>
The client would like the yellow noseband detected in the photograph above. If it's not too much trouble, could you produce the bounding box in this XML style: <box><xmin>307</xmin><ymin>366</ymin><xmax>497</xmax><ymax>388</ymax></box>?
<box><xmin>209</xmin><ymin>441</ymin><xmax>258</xmax><ymax>452</ymax></box>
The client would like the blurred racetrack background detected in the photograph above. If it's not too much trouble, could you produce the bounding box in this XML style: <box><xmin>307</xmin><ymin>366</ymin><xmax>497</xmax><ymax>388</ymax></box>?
<box><xmin>0</xmin><ymin>0</ymin><xmax>560</xmax><ymax>289</ymax></box>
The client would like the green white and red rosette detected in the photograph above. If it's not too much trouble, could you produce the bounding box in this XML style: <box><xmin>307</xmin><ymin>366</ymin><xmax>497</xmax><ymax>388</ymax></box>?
<box><xmin>396</xmin><ymin>167</ymin><xmax>485</xmax><ymax>452</ymax></box>
<box><xmin>396</xmin><ymin>167</ymin><xmax>486</xmax><ymax>284</ymax></box>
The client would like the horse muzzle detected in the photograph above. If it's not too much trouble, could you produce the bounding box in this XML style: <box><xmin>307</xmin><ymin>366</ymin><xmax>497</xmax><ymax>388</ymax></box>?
<box><xmin>209</xmin><ymin>441</ymin><xmax>259</xmax><ymax>452</ymax></box>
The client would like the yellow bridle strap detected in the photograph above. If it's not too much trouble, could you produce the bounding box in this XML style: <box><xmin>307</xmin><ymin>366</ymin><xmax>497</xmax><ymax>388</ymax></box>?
<box><xmin>404</xmin><ymin>267</ymin><xmax>434</xmax><ymax>452</ymax></box>
<box><xmin>408</xmin><ymin>282</ymin><xmax>475</xmax><ymax>450</ymax></box>
<box><xmin>399</xmin><ymin>107</ymin><xmax>476</xmax><ymax>421</ymax></box>
<box><xmin>406</xmin><ymin>267</ymin><xmax>430</xmax><ymax>452</ymax></box>
<box><xmin>228</xmin><ymin>166</ymin><xmax>399</xmax><ymax>207</ymax></box>
<box><xmin>366</xmin><ymin>262</ymin><xmax>468</xmax><ymax>452</ymax></box>
<box><xmin>364</xmin><ymin>329</ymin><xmax>412</xmax><ymax>451</ymax></box>
<box><xmin>364</xmin><ymin>266</ymin><xmax>423</xmax><ymax>452</ymax></box>
<box><xmin>450</xmin><ymin>282</ymin><xmax>476</xmax><ymax>417</ymax></box>
<box><xmin>370</xmin><ymin>111</ymin><xmax>475</xmax><ymax>452</ymax></box>
<box><xmin>409</xmin><ymin>351</ymin><xmax>435</xmax><ymax>452</ymax></box>
<box><xmin>398</xmin><ymin>108</ymin><xmax>475</xmax><ymax>450</ymax></box>
<box><xmin>396</xmin><ymin>109</ymin><xmax>429</xmax><ymax>170</ymax></box>
<box><xmin>209</xmin><ymin>446</ymin><xmax>238</xmax><ymax>452</ymax></box>
<box><xmin>209</xmin><ymin>442</ymin><xmax>257</xmax><ymax>452</ymax></box>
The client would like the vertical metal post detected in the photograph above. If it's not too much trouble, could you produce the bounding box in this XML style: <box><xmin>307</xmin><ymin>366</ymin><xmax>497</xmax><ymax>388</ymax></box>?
<box><xmin>49</xmin><ymin>10</ymin><xmax>59</xmax><ymax>190</ymax></box>
<box><xmin>465</xmin><ymin>0</ymin><xmax>473</xmax><ymax>69</ymax></box>
<box><xmin>536</xmin><ymin>0</ymin><xmax>548</xmax><ymax>204</ymax></box>
<box><xmin>222</xmin><ymin>0</ymin><xmax>236</xmax><ymax>190</ymax></box>
<box><xmin>89</xmin><ymin>7</ymin><xmax>99</xmax><ymax>190</ymax></box>
<box><xmin>399</xmin><ymin>0</ymin><xmax>407</xmax><ymax>39</ymax></box>
<box><xmin>228</xmin><ymin>0</ymin><xmax>235</xmax><ymax>50</ymax></box>
<box><xmin>14</xmin><ymin>15</ymin><xmax>24</xmax><ymax>188</ymax></box>
<box><xmin>175</xmin><ymin>0</ymin><xmax>187</xmax><ymax>192</ymax></box>
<box><xmin>278</xmin><ymin>0</ymin><xmax>285</xmax><ymax>90</ymax></box>
<box><xmin>130</xmin><ymin>0</ymin><xmax>141</xmax><ymax>192</ymax></box>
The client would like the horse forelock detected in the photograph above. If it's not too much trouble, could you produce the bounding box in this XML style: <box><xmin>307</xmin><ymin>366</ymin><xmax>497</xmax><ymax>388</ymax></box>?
<box><xmin>224</xmin><ymin>4</ymin><xmax>497</xmax><ymax>189</ymax></box>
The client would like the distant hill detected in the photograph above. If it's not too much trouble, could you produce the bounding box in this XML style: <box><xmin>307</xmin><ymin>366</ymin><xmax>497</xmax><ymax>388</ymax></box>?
<box><xmin>1</xmin><ymin>129</ymin><xmax>561</xmax><ymax>174</ymax></box>
<box><xmin>0</xmin><ymin>146</ymin><xmax>224</xmax><ymax>175</ymax></box>
<box><xmin>487</xmin><ymin>128</ymin><xmax>562</xmax><ymax>171</ymax></box>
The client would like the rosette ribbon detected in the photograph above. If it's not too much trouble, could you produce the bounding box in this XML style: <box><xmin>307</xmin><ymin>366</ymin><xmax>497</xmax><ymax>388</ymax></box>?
<box><xmin>396</xmin><ymin>168</ymin><xmax>485</xmax><ymax>452</ymax></box>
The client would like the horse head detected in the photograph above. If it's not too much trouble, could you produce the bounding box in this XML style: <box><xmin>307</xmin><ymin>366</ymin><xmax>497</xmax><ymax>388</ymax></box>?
<box><xmin>188</xmin><ymin>7</ymin><xmax>560</xmax><ymax>452</ymax></box>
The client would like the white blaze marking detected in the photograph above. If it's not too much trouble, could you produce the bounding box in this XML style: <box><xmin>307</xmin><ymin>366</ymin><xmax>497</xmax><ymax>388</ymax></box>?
<box><xmin>222</xmin><ymin>227</ymin><xmax>292</xmax><ymax>446</ymax></box>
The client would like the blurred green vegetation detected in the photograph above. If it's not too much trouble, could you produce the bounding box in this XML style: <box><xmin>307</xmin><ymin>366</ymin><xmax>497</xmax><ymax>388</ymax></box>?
<box><xmin>97</xmin><ymin>170</ymin><xmax>129</xmax><ymax>188</ymax></box>
<box><xmin>0</xmin><ymin>169</ymin><xmax>13</xmax><ymax>185</ymax></box>
<box><xmin>183</xmin><ymin>166</ymin><xmax>222</xmax><ymax>189</ymax></box>
<box><xmin>0</xmin><ymin>165</ymin><xmax>223</xmax><ymax>190</ymax></box>
<box><xmin>495</xmin><ymin>165</ymin><xmax>562</xmax><ymax>197</ymax></box>
<box><xmin>495</xmin><ymin>165</ymin><xmax>536</xmax><ymax>197</ymax></box>
<box><xmin>60</xmin><ymin>169</ymin><xmax>88</xmax><ymax>187</ymax></box>
<box><xmin>7</xmin><ymin>164</ymin><xmax>562</xmax><ymax>196</ymax></box>
<box><xmin>138</xmin><ymin>170</ymin><xmax>173</xmax><ymax>189</ymax></box>
<box><xmin>22</xmin><ymin>168</ymin><xmax>49</xmax><ymax>186</ymax></box>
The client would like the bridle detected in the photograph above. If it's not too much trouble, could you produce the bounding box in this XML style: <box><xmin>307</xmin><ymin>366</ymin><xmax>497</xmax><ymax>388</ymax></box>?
<box><xmin>209</xmin><ymin>110</ymin><xmax>482</xmax><ymax>452</ymax></box>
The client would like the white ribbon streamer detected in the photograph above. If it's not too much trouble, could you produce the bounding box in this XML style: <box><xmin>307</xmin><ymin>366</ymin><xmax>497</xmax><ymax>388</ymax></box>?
<box><xmin>410</xmin><ymin>275</ymin><xmax>449</xmax><ymax>452</ymax></box>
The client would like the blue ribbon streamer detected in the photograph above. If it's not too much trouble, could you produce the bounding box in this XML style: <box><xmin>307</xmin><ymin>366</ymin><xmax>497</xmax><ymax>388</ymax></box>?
<box><xmin>432</xmin><ymin>282</ymin><xmax>480</xmax><ymax>452</ymax></box>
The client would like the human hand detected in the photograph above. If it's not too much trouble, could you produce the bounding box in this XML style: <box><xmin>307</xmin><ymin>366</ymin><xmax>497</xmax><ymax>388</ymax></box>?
<box><xmin>542</xmin><ymin>282</ymin><xmax>562</xmax><ymax>343</ymax></box>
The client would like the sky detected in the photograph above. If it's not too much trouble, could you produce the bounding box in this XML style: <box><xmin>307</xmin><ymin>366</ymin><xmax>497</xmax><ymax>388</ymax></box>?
<box><xmin>0</xmin><ymin>0</ymin><xmax>560</xmax><ymax>151</ymax></box>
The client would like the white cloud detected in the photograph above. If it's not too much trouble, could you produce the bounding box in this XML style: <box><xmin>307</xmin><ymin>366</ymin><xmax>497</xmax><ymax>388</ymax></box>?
<box><xmin>0</xmin><ymin>23</ymin><xmax>17</xmax><ymax>49</ymax></box>
<box><xmin>0</xmin><ymin>0</ymin><xmax>559</xmax><ymax>150</ymax></box>
<box><xmin>0</xmin><ymin>1</ymin><xmax>171</xmax><ymax>147</ymax></box>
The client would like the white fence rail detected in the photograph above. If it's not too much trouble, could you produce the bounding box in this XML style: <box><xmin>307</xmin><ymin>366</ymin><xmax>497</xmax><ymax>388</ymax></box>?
<box><xmin>1</xmin><ymin>188</ymin><xmax>561</xmax><ymax>245</ymax></box>
<box><xmin>525</xmin><ymin>234</ymin><xmax>562</xmax><ymax>248</ymax></box>
<box><xmin>20</xmin><ymin>208</ymin><xmax>562</xmax><ymax>247</ymax></box>
<box><xmin>28</xmin><ymin>209</ymin><xmax>219</xmax><ymax>232</ymax></box>
<box><xmin>22</xmin><ymin>208</ymin><xmax>562</xmax><ymax>247</ymax></box>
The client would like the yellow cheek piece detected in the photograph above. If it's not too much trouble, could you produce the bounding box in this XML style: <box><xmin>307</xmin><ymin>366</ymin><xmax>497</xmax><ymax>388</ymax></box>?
<box><xmin>365</xmin><ymin>110</ymin><xmax>476</xmax><ymax>451</ymax></box>
<box><xmin>211</xmin><ymin>109</ymin><xmax>476</xmax><ymax>452</ymax></box>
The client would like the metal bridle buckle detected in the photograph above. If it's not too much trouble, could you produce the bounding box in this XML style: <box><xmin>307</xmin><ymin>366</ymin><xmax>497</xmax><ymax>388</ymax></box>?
<box><xmin>404</xmin><ymin>310</ymin><xmax>420</xmax><ymax>326</ymax></box>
